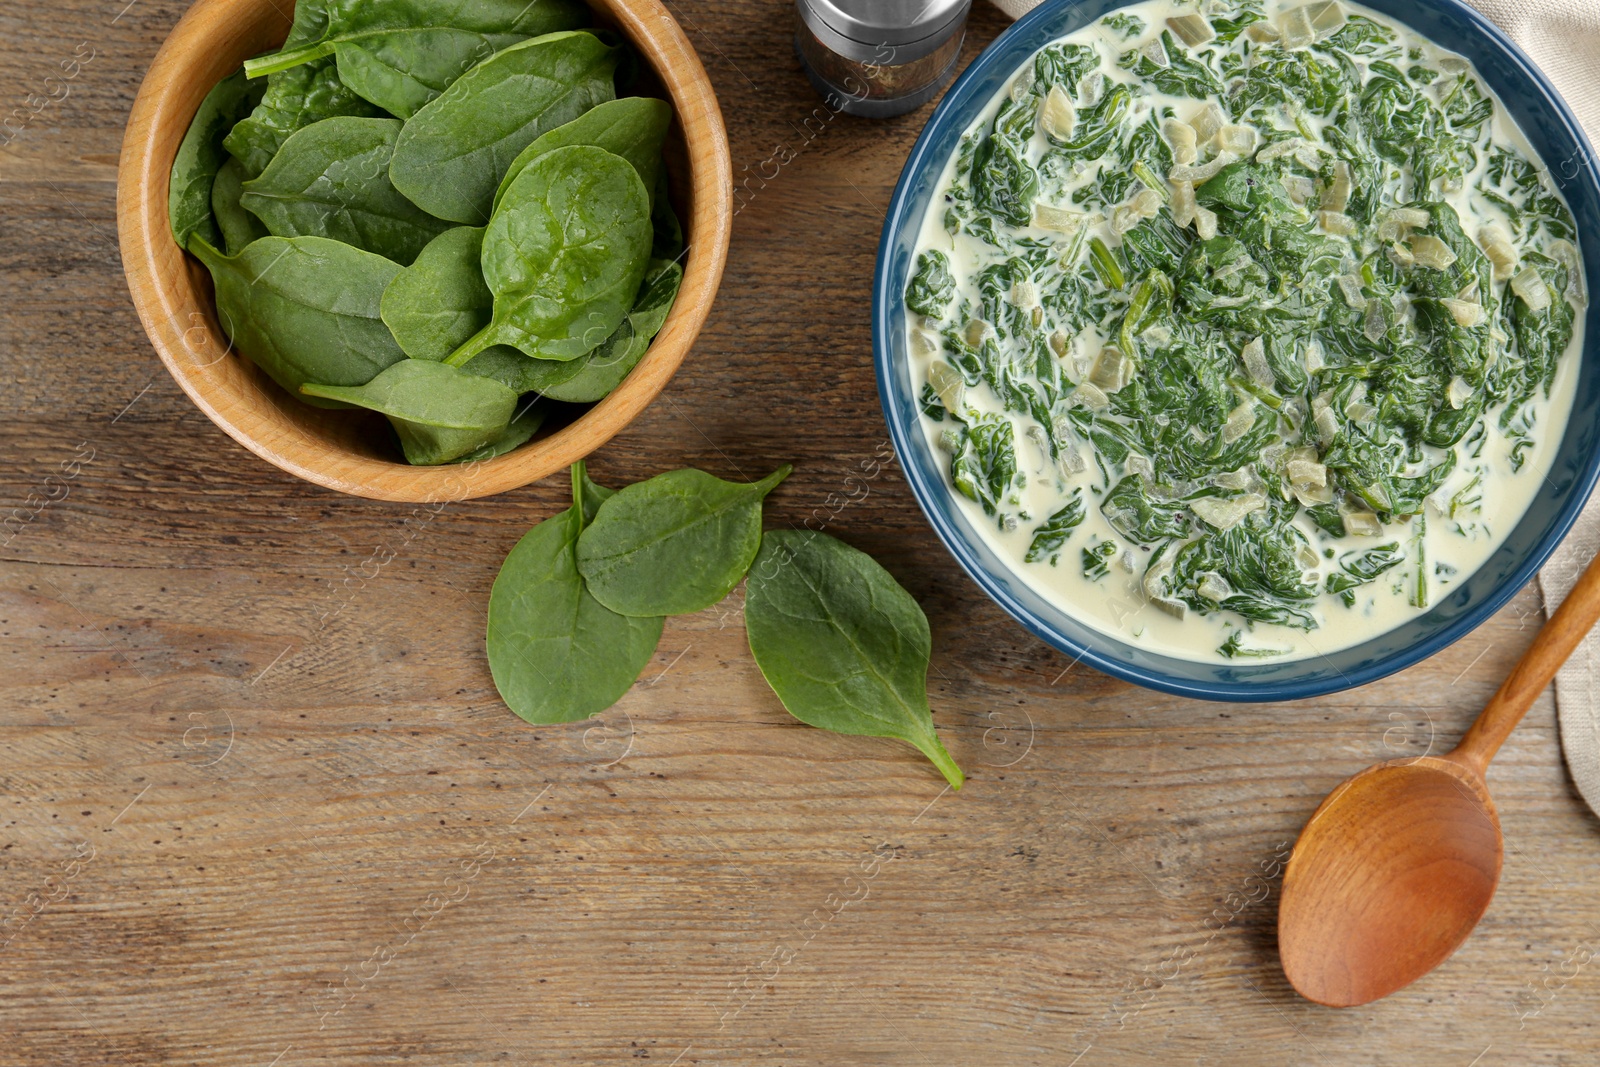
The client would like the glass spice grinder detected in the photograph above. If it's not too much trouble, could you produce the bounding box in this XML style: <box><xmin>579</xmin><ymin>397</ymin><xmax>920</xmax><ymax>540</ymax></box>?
<box><xmin>795</xmin><ymin>0</ymin><xmax>972</xmax><ymax>118</ymax></box>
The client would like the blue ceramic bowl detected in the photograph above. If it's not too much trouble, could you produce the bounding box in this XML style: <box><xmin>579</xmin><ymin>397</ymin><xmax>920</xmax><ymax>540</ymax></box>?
<box><xmin>874</xmin><ymin>0</ymin><xmax>1600</xmax><ymax>701</ymax></box>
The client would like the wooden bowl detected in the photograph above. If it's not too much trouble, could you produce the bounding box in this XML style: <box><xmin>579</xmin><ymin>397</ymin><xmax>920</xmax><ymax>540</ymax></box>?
<box><xmin>118</xmin><ymin>0</ymin><xmax>731</xmax><ymax>501</ymax></box>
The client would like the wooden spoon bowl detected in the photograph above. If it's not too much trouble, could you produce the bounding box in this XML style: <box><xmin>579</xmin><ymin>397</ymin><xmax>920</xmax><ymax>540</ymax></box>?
<box><xmin>117</xmin><ymin>0</ymin><xmax>731</xmax><ymax>501</ymax></box>
<box><xmin>1278</xmin><ymin>755</ymin><xmax>1502</xmax><ymax>1007</ymax></box>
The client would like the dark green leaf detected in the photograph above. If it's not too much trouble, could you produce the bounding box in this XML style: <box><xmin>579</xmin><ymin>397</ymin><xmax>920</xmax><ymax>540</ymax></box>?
<box><xmin>389</xmin><ymin>31</ymin><xmax>620</xmax><ymax>224</ymax></box>
<box><xmin>187</xmin><ymin>234</ymin><xmax>407</xmax><ymax>403</ymax></box>
<box><xmin>744</xmin><ymin>530</ymin><xmax>964</xmax><ymax>789</ymax></box>
<box><xmin>906</xmin><ymin>250</ymin><xmax>956</xmax><ymax>318</ymax></box>
<box><xmin>1025</xmin><ymin>490</ymin><xmax>1086</xmax><ymax>565</ymax></box>
<box><xmin>300</xmin><ymin>358</ymin><xmax>519</xmax><ymax>465</ymax></box>
<box><xmin>490</xmin><ymin>96</ymin><xmax>671</xmax><ymax>217</ymax></box>
<box><xmin>240</xmin><ymin>116</ymin><xmax>452</xmax><ymax>265</ymax></box>
<box><xmin>169</xmin><ymin>68</ymin><xmax>265</xmax><ymax>248</ymax></box>
<box><xmin>576</xmin><ymin>464</ymin><xmax>791</xmax><ymax>617</ymax></box>
<box><xmin>224</xmin><ymin>55</ymin><xmax>384</xmax><ymax>178</ymax></box>
<box><xmin>380</xmin><ymin>225</ymin><xmax>491</xmax><ymax>360</ymax></box>
<box><xmin>211</xmin><ymin>156</ymin><xmax>269</xmax><ymax>254</ymax></box>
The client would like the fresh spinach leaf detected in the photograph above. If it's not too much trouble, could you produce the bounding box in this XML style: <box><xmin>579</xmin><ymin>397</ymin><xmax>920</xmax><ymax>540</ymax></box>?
<box><xmin>224</xmin><ymin>56</ymin><xmax>384</xmax><ymax>178</ymax></box>
<box><xmin>486</xmin><ymin>466</ymin><xmax>664</xmax><ymax>724</ymax></box>
<box><xmin>458</xmin><ymin>402</ymin><xmax>546</xmax><ymax>463</ymax></box>
<box><xmin>187</xmin><ymin>234</ymin><xmax>407</xmax><ymax>403</ymax></box>
<box><xmin>744</xmin><ymin>530</ymin><xmax>964</xmax><ymax>789</ymax></box>
<box><xmin>445</xmin><ymin>145</ymin><xmax>652</xmax><ymax>364</ymax></box>
<box><xmin>490</xmin><ymin>96</ymin><xmax>671</xmax><ymax>216</ymax></box>
<box><xmin>169</xmin><ymin>68</ymin><xmax>265</xmax><ymax>248</ymax></box>
<box><xmin>906</xmin><ymin>250</ymin><xmax>956</xmax><ymax>318</ymax></box>
<box><xmin>576</xmin><ymin>460</ymin><xmax>614</xmax><ymax>523</ymax></box>
<box><xmin>576</xmin><ymin>464</ymin><xmax>791</xmax><ymax>617</ymax></box>
<box><xmin>244</xmin><ymin>0</ymin><xmax>588</xmax><ymax>119</ymax></box>
<box><xmin>211</xmin><ymin>156</ymin><xmax>269</xmax><ymax>254</ymax></box>
<box><xmin>380</xmin><ymin>225</ymin><xmax>492</xmax><ymax>360</ymax></box>
<box><xmin>300</xmin><ymin>358</ymin><xmax>519</xmax><ymax>465</ymax></box>
<box><xmin>389</xmin><ymin>31</ymin><xmax>621</xmax><ymax>224</ymax></box>
<box><xmin>518</xmin><ymin>257</ymin><xmax>683</xmax><ymax>402</ymax></box>
<box><xmin>240</xmin><ymin>116</ymin><xmax>451</xmax><ymax>265</ymax></box>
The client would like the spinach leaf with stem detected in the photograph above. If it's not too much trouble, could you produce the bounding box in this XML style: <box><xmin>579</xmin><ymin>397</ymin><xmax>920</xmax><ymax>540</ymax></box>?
<box><xmin>224</xmin><ymin>56</ymin><xmax>383</xmax><ymax>178</ymax></box>
<box><xmin>744</xmin><ymin>530</ymin><xmax>965</xmax><ymax>789</ymax></box>
<box><xmin>300</xmin><ymin>358</ymin><xmax>519</xmax><ymax>465</ymax></box>
<box><xmin>244</xmin><ymin>0</ymin><xmax>588</xmax><ymax>119</ymax></box>
<box><xmin>575</xmin><ymin>464</ymin><xmax>791</xmax><ymax>617</ymax></box>
<box><xmin>490</xmin><ymin>96</ymin><xmax>671</xmax><ymax>217</ymax></box>
<box><xmin>486</xmin><ymin>463</ymin><xmax>664</xmax><ymax>724</ymax></box>
<box><xmin>170</xmin><ymin>67</ymin><xmax>265</xmax><ymax>248</ymax></box>
<box><xmin>187</xmin><ymin>234</ymin><xmax>407</xmax><ymax>404</ymax></box>
<box><xmin>240</xmin><ymin>117</ymin><xmax>451</xmax><ymax>265</ymax></box>
<box><xmin>444</xmin><ymin>145</ymin><xmax>652</xmax><ymax>364</ymax></box>
<box><xmin>389</xmin><ymin>31</ymin><xmax>620</xmax><ymax>224</ymax></box>
<box><xmin>211</xmin><ymin>157</ymin><xmax>268</xmax><ymax>255</ymax></box>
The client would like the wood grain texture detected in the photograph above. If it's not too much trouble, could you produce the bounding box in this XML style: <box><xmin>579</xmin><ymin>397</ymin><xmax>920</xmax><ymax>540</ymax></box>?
<box><xmin>2</xmin><ymin>1</ymin><xmax>1599</xmax><ymax>1064</ymax></box>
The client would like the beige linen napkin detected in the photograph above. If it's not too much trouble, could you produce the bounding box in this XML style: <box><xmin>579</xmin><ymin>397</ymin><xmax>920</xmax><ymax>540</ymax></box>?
<box><xmin>981</xmin><ymin>0</ymin><xmax>1600</xmax><ymax>814</ymax></box>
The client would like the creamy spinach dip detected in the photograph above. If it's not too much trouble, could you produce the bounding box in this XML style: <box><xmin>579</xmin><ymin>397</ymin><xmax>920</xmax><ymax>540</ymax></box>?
<box><xmin>906</xmin><ymin>0</ymin><xmax>1586</xmax><ymax>662</ymax></box>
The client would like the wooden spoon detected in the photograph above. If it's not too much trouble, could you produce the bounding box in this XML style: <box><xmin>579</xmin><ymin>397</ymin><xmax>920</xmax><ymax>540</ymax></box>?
<box><xmin>1278</xmin><ymin>549</ymin><xmax>1600</xmax><ymax>1007</ymax></box>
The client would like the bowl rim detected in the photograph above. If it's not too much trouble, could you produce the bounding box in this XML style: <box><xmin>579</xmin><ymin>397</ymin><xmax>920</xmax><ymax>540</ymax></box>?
<box><xmin>117</xmin><ymin>0</ymin><xmax>732</xmax><ymax>502</ymax></box>
<box><xmin>873</xmin><ymin>0</ymin><xmax>1600</xmax><ymax>701</ymax></box>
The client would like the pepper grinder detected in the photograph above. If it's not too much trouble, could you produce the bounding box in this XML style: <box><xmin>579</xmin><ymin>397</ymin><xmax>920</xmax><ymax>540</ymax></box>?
<box><xmin>795</xmin><ymin>0</ymin><xmax>972</xmax><ymax>118</ymax></box>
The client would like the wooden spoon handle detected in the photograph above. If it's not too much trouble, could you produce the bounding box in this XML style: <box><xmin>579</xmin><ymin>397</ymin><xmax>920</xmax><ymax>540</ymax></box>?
<box><xmin>1453</xmin><ymin>549</ymin><xmax>1600</xmax><ymax>774</ymax></box>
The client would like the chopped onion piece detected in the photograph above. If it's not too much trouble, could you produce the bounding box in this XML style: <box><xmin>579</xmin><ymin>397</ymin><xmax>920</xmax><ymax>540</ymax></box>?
<box><xmin>1245</xmin><ymin>21</ymin><xmax>1282</xmax><ymax>42</ymax></box>
<box><xmin>1314</xmin><ymin>405</ymin><xmax>1340</xmax><ymax>445</ymax></box>
<box><xmin>1190</xmin><ymin>101</ymin><xmax>1226</xmax><ymax>144</ymax></box>
<box><xmin>1034</xmin><ymin>202</ymin><xmax>1084</xmax><ymax>233</ymax></box>
<box><xmin>964</xmin><ymin>319</ymin><xmax>991</xmax><ymax>346</ymax></box>
<box><xmin>1170</xmin><ymin>179</ymin><xmax>1198</xmax><ymax>228</ymax></box>
<box><xmin>1169</xmin><ymin>151</ymin><xmax>1237</xmax><ymax>186</ymax></box>
<box><xmin>1408</xmin><ymin>234</ymin><xmax>1458</xmax><ymax>270</ymax></box>
<box><xmin>1387</xmin><ymin>241</ymin><xmax>1415</xmax><ymax>268</ymax></box>
<box><xmin>1140</xmin><ymin>36</ymin><xmax>1170</xmax><ymax>68</ymax></box>
<box><xmin>937</xmin><ymin>428</ymin><xmax>962</xmax><ymax>453</ymax></box>
<box><xmin>1072</xmin><ymin>381</ymin><xmax>1110</xmax><ymax>409</ymax></box>
<box><xmin>1477</xmin><ymin>224</ymin><xmax>1518</xmax><ymax>281</ymax></box>
<box><xmin>1197</xmin><ymin>572</ymin><xmax>1232</xmax><ymax>602</ymax></box>
<box><xmin>1220</xmin><ymin>401</ymin><xmax>1256</xmax><ymax>444</ymax></box>
<box><xmin>1140</xmin><ymin>323</ymin><xmax>1171</xmax><ymax>347</ymax></box>
<box><xmin>1511</xmin><ymin>266</ymin><xmax>1552</xmax><ymax>311</ymax></box>
<box><xmin>1440</xmin><ymin>297</ymin><xmax>1483</xmax><ymax>328</ymax></box>
<box><xmin>1363</xmin><ymin>297</ymin><xmax>1388</xmax><ymax>342</ymax></box>
<box><xmin>1282</xmin><ymin>175</ymin><xmax>1316</xmax><ymax>205</ymax></box>
<box><xmin>1126</xmin><ymin>453</ymin><xmax>1154</xmax><ymax>480</ymax></box>
<box><xmin>928</xmin><ymin>361</ymin><xmax>965</xmax><ymax>414</ymax></box>
<box><xmin>1240</xmin><ymin>336</ymin><xmax>1273</xmax><ymax>387</ymax></box>
<box><xmin>1446</xmin><ymin>375</ymin><xmax>1473</xmax><ymax>410</ymax></box>
<box><xmin>1551</xmin><ymin>239</ymin><xmax>1586</xmax><ymax>305</ymax></box>
<box><xmin>1192</xmin><ymin>493</ymin><xmax>1266</xmax><ymax>531</ymax></box>
<box><xmin>1390</xmin><ymin>207</ymin><xmax>1432</xmax><ymax>229</ymax></box>
<box><xmin>1039</xmin><ymin>85</ymin><xmax>1076</xmax><ymax>141</ymax></box>
<box><xmin>1344</xmin><ymin>509</ymin><xmax>1383</xmax><ymax>537</ymax></box>
<box><xmin>1058</xmin><ymin>445</ymin><xmax>1087</xmax><ymax>475</ymax></box>
<box><xmin>1337</xmin><ymin>274</ymin><xmax>1365</xmax><ymax>308</ymax></box>
<box><xmin>1286</xmin><ymin>458</ymin><xmax>1327</xmax><ymax>488</ymax></box>
<box><xmin>1306</xmin><ymin>1</ymin><xmax>1346</xmax><ymax>37</ymax></box>
<box><xmin>1303</xmin><ymin>338</ymin><xmax>1325</xmax><ymax>373</ymax></box>
<box><xmin>1318</xmin><ymin>211</ymin><xmax>1358</xmax><ymax>236</ymax></box>
<box><xmin>1089</xmin><ymin>345</ymin><xmax>1133</xmax><ymax>392</ymax></box>
<box><xmin>1049</xmin><ymin>329</ymin><xmax>1072</xmax><ymax>357</ymax></box>
<box><xmin>1009</xmin><ymin>277</ymin><xmax>1037</xmax><ymax>307</ymax></box>
<box><xmin>1321</xmin><ymin>159</ymin><xmax>1352</xmax><ymax>211</ymax></box>
<box><xmin>910</xmin><ymin>328</ymin><xmax>939</xmax><ymax>357</ymax></box>
<box><xmin>1258</xmin><ymin>138</ymin><xmax>1307</xmax><ymax>163</ymax></box>
<box><xmin>1217</xmin><ymin>124</ymin><xmax>1258</xmax><ymax>156</ymax></box>
<box><xmin>1163</xmin><ymin>120</ymin><xmax>1198</xmax><ymax>166</ymax></box>
<box><xmin>1280</xmin><ymin>4</ymin><xmax>1316</xmax><ymax>47</ymax></box>
<box><xmin>1167</xmin><ymin>14</ymin><xmax>1215</xmax><ymax>46</ymax></box>
<box><xmin>1079</xmin><ymin>70</ymin><xmax>1105</xmax><ymax>107</ymax></box>
<box><xmin>1195</xmin><ymin>206</ymin><xmax>1219</xmax><ymax>240</ymax></box>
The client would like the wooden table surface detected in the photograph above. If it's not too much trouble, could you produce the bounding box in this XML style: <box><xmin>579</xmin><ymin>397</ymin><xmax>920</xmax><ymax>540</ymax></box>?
<box><xmin>3</xmin><ymin>1</ymin><xmax>1598</xmax><ymax>1063</ymax></box>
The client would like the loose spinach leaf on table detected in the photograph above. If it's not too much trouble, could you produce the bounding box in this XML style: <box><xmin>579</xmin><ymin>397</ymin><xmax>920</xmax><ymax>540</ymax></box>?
<box><xmin>211</xmin><ymin>156</ymin><xmax>268</xmax><ymax>254</ymax></box>
<box><xmin>245</xmin><ymin>0</ymin><xmax>587</xmax><ymax>119</ymax></box>
<box><xmin>169</xmin><ymin>67</ymin><xmax>265</xmax><ymax>248</ymax></box>
<box><xmin>490</xmin><ymin>96</ymin><xmax>671</xmax><ymax>216</ymax></box>
<box><xmin>445</xmin><ymin>145</ymin><xmax>652</xmax><ymax>364</ymax></box>
<box><xmin>576</xmin><ymin>460</ymin><xmax>615</xmax><ymax>523</ymax></box>
<box><xmin>576</xmin><ymin>464</ymin><xmax>791</xmax><ymax>617</ymax></box>
<box><xmin>187</xmin><ymin>234</ymin><xmax>407</xmax><ymax>404</ymax></box>
<box><xmin>389</xmin><ymin>31</ymin><xmax>621</xmax><ymax>224</ymax></box>
<box><xmin>240</xmin><ymin>117</ymin><xmax>451</xmax><ymax>265</ymax></box>
<box><xmin>300</xmin><ymin>358</ymin><xmax>519</xmax><ymax>465</ymax></box>
<box><xmin>744</xmin><ymin>530</ymin><xmax>965</xmax><ymax>789</ymax></box>
<box><xmin>224</xmin><ymin>55</ymin><xmax>384</xmax><ymax>178</ymax></box>
<box><xmin>486</xmin><ymin>464</ymin><xmax>664</xmax><ymax>724</ymax></box>
<box><xmin>516</xmin><ymin>257</ymin><xmax>683</xmax><ymax>402</ymax></box>
<box><xmin>380</xmin><ymin>225</ymin><xmax>491</xmax><ymax>359</ymax></box>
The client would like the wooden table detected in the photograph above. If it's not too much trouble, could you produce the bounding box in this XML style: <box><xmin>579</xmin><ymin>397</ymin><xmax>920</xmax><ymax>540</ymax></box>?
<box><xmin>3</xmin><ymin>1</ymin><xmax>1598</xmax><ymax>1063</ymax></box>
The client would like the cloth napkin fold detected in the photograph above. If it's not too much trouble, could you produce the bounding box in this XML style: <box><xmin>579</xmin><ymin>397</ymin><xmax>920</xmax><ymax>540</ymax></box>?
<box><xmin>983</xmin><ymin>0</ymin><xmax>1600</xmax><ymax>815</ymax></box>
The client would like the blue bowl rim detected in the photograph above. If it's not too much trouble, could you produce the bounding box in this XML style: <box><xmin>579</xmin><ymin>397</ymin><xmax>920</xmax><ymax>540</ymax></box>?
<box><xmin>872</xmin><ymin>0</ymin><xmax>1600</xmax><ymax>702</ymax></box>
